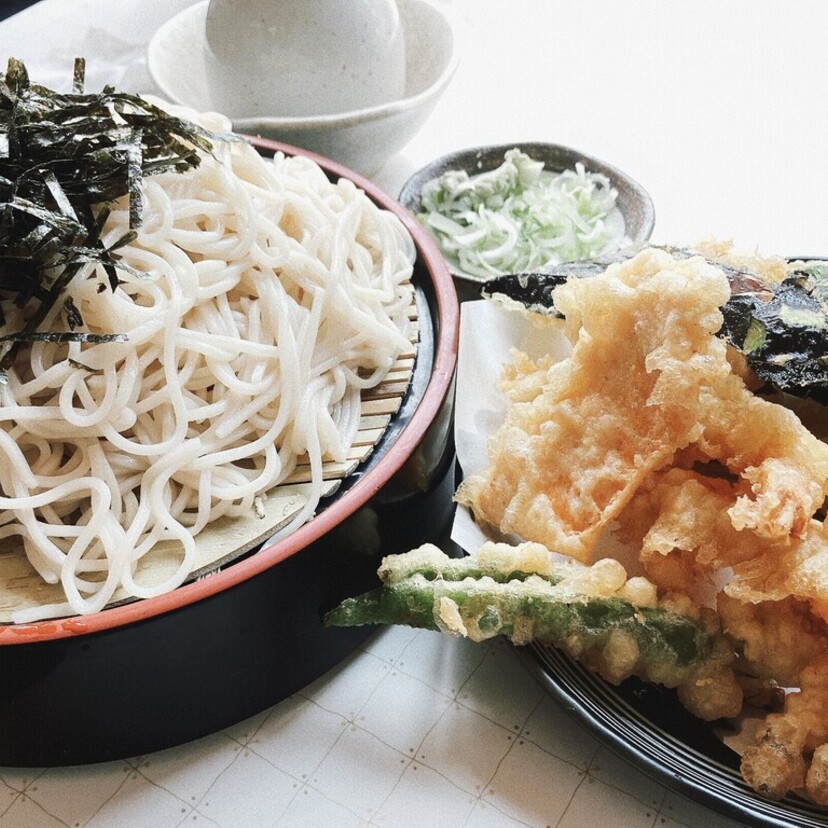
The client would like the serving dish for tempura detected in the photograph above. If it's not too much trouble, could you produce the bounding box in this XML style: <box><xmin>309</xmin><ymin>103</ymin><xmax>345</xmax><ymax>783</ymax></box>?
<box><xmin>0</xmin><ymin>137</ymin><xmax>459</xmax><ymax>767</ymax></box>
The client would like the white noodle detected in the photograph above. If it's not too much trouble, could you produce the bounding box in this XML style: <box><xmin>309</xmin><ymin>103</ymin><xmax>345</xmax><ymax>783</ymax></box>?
<box><xmin>1</xmin><ymin>107</ymin><xmax>414</xmax><ymax>622</ymax></box>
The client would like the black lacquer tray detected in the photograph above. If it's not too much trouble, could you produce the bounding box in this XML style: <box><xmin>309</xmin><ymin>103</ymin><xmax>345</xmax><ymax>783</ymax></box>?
<box><xmin>0</xmin><ymin>138</ymin><xmax>460</xmax><ymax>767</ymax></box>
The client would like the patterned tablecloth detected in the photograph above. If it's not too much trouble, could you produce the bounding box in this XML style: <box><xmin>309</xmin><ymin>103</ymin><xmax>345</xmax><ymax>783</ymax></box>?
<box><xmin>0</xmin><ymin>627</ymin><xmax>740</xmax><ymax>828</ymax></box>
<box><xmin>2</xmin><ymin>1</ymin><xmax>827</xmax><ymax>826</ymax></box>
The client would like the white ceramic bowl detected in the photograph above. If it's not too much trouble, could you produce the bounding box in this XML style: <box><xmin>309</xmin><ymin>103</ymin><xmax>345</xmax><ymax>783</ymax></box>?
<box><xmin>203</xmin><ymin>0</ymin><xmax>407</xmax><ymax>118</ymax></box>
<box><xmin>148</xmin><ymin>0</ymin><xmax>458</xmax><ymax>174</ymax></box>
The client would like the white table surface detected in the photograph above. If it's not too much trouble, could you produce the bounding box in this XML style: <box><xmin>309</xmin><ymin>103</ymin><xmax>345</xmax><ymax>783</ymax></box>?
<box><xmin>2</xmin><ymin>1</ymin><xmax>827</xmax><ymax>826</ymax></box>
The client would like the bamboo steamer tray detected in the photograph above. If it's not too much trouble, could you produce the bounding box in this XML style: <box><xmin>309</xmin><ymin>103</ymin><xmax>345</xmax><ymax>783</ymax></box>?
<box><xmin>0</xmin><ymin>137</ymin><xmax>459</xmax><ymax>766</ymax></box>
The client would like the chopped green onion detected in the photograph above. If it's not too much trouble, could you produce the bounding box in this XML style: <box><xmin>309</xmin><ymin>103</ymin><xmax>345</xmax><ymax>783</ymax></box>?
<box><xmin>417</xmin><ymin>148</ymin><xmax>627</xmax><ymax>279</ymax></box>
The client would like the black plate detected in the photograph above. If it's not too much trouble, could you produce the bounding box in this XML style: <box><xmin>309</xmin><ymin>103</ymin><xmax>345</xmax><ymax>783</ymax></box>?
<box><xmin>528</xmin><ymin>642</ymin><xmax>828</xmax><ymax>827</ymax></box>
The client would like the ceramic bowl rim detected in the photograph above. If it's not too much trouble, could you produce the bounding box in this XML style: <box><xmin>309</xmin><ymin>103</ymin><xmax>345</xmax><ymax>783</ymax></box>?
<box><xmin>147</xmin><ymin>0</ymin><xmax>460</xmax><ymax>129</ymax></box>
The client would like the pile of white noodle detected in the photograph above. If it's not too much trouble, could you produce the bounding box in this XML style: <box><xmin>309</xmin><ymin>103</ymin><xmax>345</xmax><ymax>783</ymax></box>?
<box><xmin>0</xmin><ymin>108</ymin><xmax>415</xmax><ymax>623</ymax></box>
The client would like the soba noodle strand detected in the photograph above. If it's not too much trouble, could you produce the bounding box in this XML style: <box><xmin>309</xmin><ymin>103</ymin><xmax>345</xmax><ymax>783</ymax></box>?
<box><xmin>0</xmin><ymin>107</ymin><xmax>415</xmax><ymax>623</ymax></box>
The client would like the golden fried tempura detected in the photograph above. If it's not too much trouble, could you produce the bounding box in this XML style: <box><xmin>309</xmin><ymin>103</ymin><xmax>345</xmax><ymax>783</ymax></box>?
<box><xmin>612</xmin><ymin>468</ymin><xmax>756</xmax><ymax>602</ymax></box>
<box><xmin>457</xmin><ymin>249</ymin><xmax>732</xmax><ymax>561</ymax></box>
<box><xmin>615</xmin><ymin>455</ymin><xmax>828</xmax><ymax>803</ymax></box>
<box><xmin>717</xmin><ymin>595</ymin><xmax>828</xmax><ymax>687</ymax></box>
<box><xmin>459</xmin><ymin>248</ymin><xmax>828</xmax><ymax>561</ymax></box>
<box><xmin>695</xmin><ymin>382</ymin><xmax>828</xmax><ymax>539</ymax></box>
<box><xmin>456</xmin><ymin>246</ymin><xmax>828</xmax><ymax>804</ymax></box>
<box><xmin>725</xmin><ymin>519</ymin><xmax>828</xmax><ymax>621</ymax></box>
<box><xmin>741</xmin><ymin>656</ymin><xmax>828</xmax><ymax>805</ymax></box>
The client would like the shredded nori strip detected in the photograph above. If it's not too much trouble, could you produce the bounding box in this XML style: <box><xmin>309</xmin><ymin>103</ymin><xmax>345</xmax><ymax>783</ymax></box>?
<box><xmin>0</xmin><ymin>58</ymin><xmax>233</xmax><ymax>377</ymax></box>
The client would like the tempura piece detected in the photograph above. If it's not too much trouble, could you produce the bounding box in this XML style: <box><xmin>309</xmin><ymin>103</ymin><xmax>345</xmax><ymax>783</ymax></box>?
<box><xmin>741</xmin><ymin>655</ymin><xmax>828</xmax><ymax>804</ymax></box>
<box><xmin>457</xmin><ymin>249</ymin><xmax>733</xmax><ymax>561</ymax></box>
<box><xmin>694</xmin><ymin>381</ymin><xmax>828</xmax><ymax>539</ymax></box>
<box><xmin>725</xmin><ymin>519</ymin><xmax>828</xmax><ymax>622</ymax></box>
<box><xmin>325</xmin><ymin>543</ymin><xmax>743</xmax><ymax>721</ymax></box>
<box><xmin>336</xmin><ymin>245</ymin><xmax>828</xmax><ymax>805</ymax></box>
<box><xmin>613</xmin><ymin>468</ymin><xmax>751</xmax><ymax>595</ymax></box>
<box><xmin>458</xmin><ymin>248</ymin><xmax>828</xmax><ymax>561</ymax></box>
<box><xmin>614</xmin><ymin>465</ymin><xmax>828</xmax><ymax>604</ymax></box>
<box><xmin>717</xmin><ymin>594</ymin><xmax>828</xmax><ymax>687</ymax></box>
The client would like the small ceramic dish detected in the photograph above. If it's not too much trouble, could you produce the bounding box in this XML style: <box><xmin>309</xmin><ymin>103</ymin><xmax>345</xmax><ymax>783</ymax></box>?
<box><xmin>147</xmin><ymin>0</ymin><xmax>458</xmax><ymax>174</ymax></box>
<box><xmin>398</xmin><ymin>142</ymin><xmax>656</xmax><ymax>297</ymax></box>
